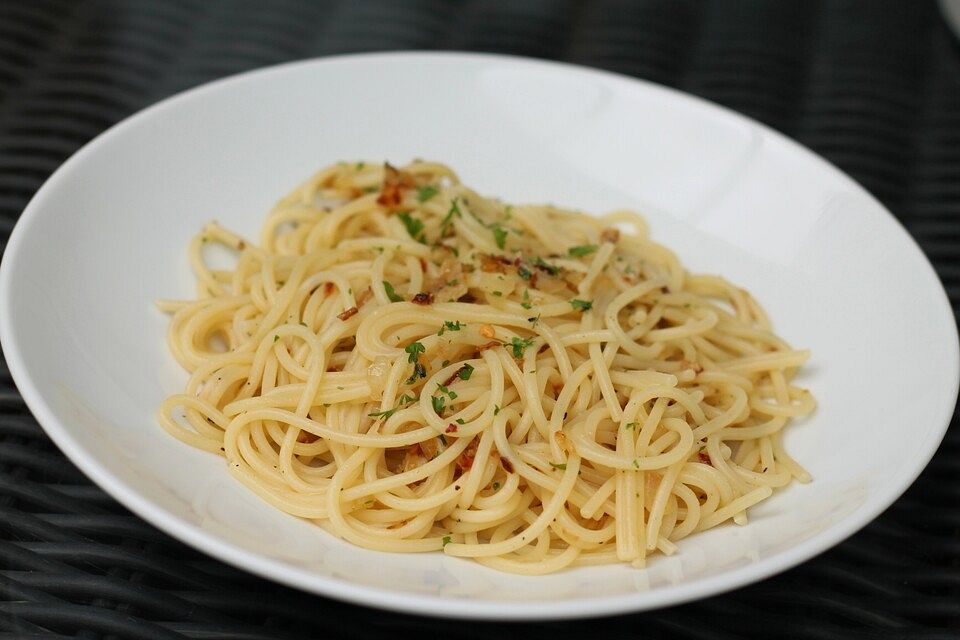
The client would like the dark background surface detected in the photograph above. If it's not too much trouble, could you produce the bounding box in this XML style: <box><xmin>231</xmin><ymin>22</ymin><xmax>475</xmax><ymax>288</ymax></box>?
<box><xmin>0</xmin><ymin>1</ymin><xmax>958</xmax><ymax>638</ymax></box>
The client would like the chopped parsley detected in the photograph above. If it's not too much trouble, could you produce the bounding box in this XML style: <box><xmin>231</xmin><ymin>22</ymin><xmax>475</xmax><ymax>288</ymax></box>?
<box><xmin>549</xmin><ymin>462</ymin><xmax>567</xmax><ymax>471</ymax></box>
<box><xmin>570</xmin><ymin>299</ymin><xmax>593</xmax><ymax>312</ymax></box>
<box><xmin>632</xmin><ymin>459</ymin><xmax>640</xmax><ymax>469</ymax></box>
<box><xmin>533</xmin><ymin>256</ymin><xmax>559</xmax><ymax>276</ymax></box>
<box><xmin>492</xmin><ymin>224</ymin><xmax>508</xmax><ymax>249</ymax></box>
<box><xmin>518</xmin><ymin>264</ymin><xmax>533</xmax><ymax>281</ymax></box>
<box><xmin>368</xmin><ymin>393</ymin><xmax>417</xmax><ymax>419</ymax></box>
<box><xmin>397</xmin><ymin>212</ymin><xmax>426</xmax><ymax>243</ymax></box>
<box><xmin>436</xmin><ymin>383</ymin><xmax>458</xmax><ymax>400</ymax></box>
<box><xmin>624</xmin><ymin>422</ymin><xmax>638</xmax><ymax>430</ymax></box>
<box><xmin>520</xmin><ymin>289</ymin><xmax>532</xmax><ymax>310</ymax></box>
<box><xmin>494</xmin><ymin>405</ymin><xmax>501</xmax><ymax>415</ymax></box>
<box><xmin>404</xmin><ymin>342</ymin><xmax>427</xmax><ymax>385</ymax></box>
<box><xmin>273</xmin><ymin>335</ymin><xmax>280</xmax><ymax>342</ymax></box>
<box><xmin>405</xmin><ymin>362</ymin><xmax>426</xmax><ymax>385</ymax></box>
<box><xmin>405</xmin><ymin>341</ymin><xmax>425</xmax><ymax>363</ymax></box>
<box><xmin>457</xmin><ymin>364</ymin><xmax>475</xmax><ymax>380</ymax></box>
<box><xmin>509</xmin><ymin>336</ymin><xmax>536</xmax><ymax>358</ymax></box>
<box><xmin>440</xmin><ymin>198</ymin><xmax>461</xmax><ymax>236</ymax></box>
<box><xmin>442</xmin><ymin>535</ymin><xmax>452</xmax><ymax>547</ymax></box>
<box><xmin>383</xmin><ymin>281</ymin><xmax>404</xmax><ymax>302</ymax></box>
<box><xmin>492</xmin><ymin>291</ymin><xmax>502</xmax><ymax>297</ymax></box>
<box><xmin>455</xmin><ymin>418</ymin><xmax>466</xmax><ymax>425</ymax></box>
<box><xmin>438</xmin><ymin>320</ymin><xmax>463</xmax><ymax>336</ymax></box>
<box><xmin>416</xmin><ymin>185</ymin><xmax>439</xmax><ymax>202</ymax></box>
<box><xmin>431</xmin><ymin>394</ymin><xmax>446</xmax><ymax>415</ymax></box>
<box><xmin>568</xmin><ymin>244</ymin><xmax>598</xmax><ymax>257</ymax></box>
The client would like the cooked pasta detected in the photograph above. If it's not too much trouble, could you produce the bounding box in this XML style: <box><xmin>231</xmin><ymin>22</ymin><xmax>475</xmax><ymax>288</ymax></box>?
<box><xmin>157</xmin><ymin>160</ymin><xmax>814</xmax><ymax>574</ymax></box>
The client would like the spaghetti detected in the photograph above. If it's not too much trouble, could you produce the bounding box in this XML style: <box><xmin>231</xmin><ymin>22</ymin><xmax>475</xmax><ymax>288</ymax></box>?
<box><xmin>158</xmin><ymin>160</ymin><xmax>814</xmax><ymax>574</ymax></box>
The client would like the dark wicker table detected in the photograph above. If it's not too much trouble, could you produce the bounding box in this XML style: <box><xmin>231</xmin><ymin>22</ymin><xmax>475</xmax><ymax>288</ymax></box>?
<box><xmin>1</xmin><ymin>1</ymin><xmax>958</xmax><ymax>638</ymax></box>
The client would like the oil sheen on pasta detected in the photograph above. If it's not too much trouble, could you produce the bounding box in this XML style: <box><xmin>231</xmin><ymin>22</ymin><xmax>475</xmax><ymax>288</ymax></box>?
<box><xmin>157</xmin><ymin>161</ymin><xmax>815</xmax><ymax>574</ymax></box>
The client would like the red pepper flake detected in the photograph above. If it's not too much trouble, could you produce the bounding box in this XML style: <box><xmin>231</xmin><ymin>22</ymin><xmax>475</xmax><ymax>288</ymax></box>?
<box><xmin>376</xmin><ymin>163</ymin><xmax>415</xmax><ymax>211</ymax></box>
<box><xmin>323</xmin><ymin>282</ymin><xmax>334</xmax><ymax>295</ymax></box>
<box><xmin>698</xmin><ymin>452</ymin><xmax>711</xmax><ymax>465</ymax></box>
<box><xmin>457</xmin><ymin>437</ymin><xmax>479</xmax><ymax>471</ymax></box>
<box><xmin>356</xmin><ymin>287</ymin><xmax>373</xmax><ymax>307</ymax></box>
<box><xmin>445</xmin><ymin>423</ymin><xmax>458</xmax><ymax>433</ymax></box>
<box><xmin>684</xmin><ymin>360</ymin><xmax>704</xmax><ymax>374</ymax></box>
<box><xmin>601</xmin><ymin>228</ymin><xmax>620</xmax><ymax>244</ymax></box>
<box><xmin>442</xmin><ymin>364</ymin><xmax>470</xmax><ymax>387</ymax></box>
<box><xmin>480</xmin><ymin>254</ymin><xmax>508</xmax><ymax>273</ymax></box>
<box><xmin>411</xmin><ymin>292</ymin><xmax>434</xmax><ymax>305</ymax></box>
<box><xmin>337</xmin><ymin>306</ymin><xmax>359</xmax><ymax>321</ymax></box>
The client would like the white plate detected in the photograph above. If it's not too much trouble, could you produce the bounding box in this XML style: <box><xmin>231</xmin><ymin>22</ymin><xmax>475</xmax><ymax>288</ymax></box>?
<box><xmin>0</xmin><ymin>52</ymin><xmax>956</xmax><ymax>620</ymax></box>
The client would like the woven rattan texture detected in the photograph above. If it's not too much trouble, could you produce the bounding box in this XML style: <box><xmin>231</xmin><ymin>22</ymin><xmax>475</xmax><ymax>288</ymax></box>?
<box><xmin>0</xmin><ymin>1</ymin><xmax>957</xmax><ymax>638</ymax></box>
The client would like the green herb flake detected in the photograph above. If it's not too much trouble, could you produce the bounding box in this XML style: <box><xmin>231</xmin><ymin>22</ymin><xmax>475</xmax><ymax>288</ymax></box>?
<box><xmin>367</xmin><ymin>393</ymin><xmax>417</xmax><ymax>419</ymax></box>
<box><xmin>436</xmin><ymin>383</ymin><xmax>458</xmax><ymax>400</ymax></box>
<box><xmin>492</xmin><ymin>224</ymin><xmax>508</xmax><ymax>249</ymax></box>
<box><xmin>509</xmin><ymin>336</ymin><xmax>536</xmax><ymax>359</ymax></box>
<box><xmin>442</xmin><ymin>535</ymin><xmax>452</xmax><ymax>547</ymax></box>
<box><xmin>632</xmin><ymin>459</ymin><xmax>640</xmax><ymax>469</ymax></box>
<box><xmin>624</xmin><ymin>422</ymin><xmax>638</xmax><ymax>430</ymax></box>
<box><xmin>440</xmin><ymin>198</ymin><xmax>462</xmax><ymax>236</ymax></box>
<box><xmin>438</xmin><ymin>320</ymin><xmax>463</xmax><ymax>337</ymax></box>
<box><xmin>549</xmin><ymin>462</ymin><xmax>567</xmax><ymax>471</ymax></box>
<box><xmin>416</xmin><ymin>185</ymin><xmax>439</xmax><ymax>202</ymax></box>
<box><xmin>455</xmin><ymin>418</ymin><xmax>466</xmax><ymax>425</ymax></box>
<box><xmin>492</xmin><ymin>291</ymin><xmax>503</xmax><ymax>297</ymax></box>
<box><xmin>570</xmin><ymin>299</ymin><xmax>593</xmax><ymax>312</ymax></box>
<box><xmin>568</xmin><ymin>244</ymin><xmax>599</xmax><ymax>258</ymax></box>
<box><xmin>494</xmin><ymin>405</ymin><xmax>501</xmax><ymax>415</ymax></box>
<box><xmin>299</xmin><ymin>321</ymin><xmax>307</xmax><ymax>327</ymax></box>
<box><xmin>457</xmin><ymin>364</ymin><xmax>475</xmax><ymax>380</ymax></box>
<box><xmin>438</xmin><ymin>434</ymin><xmax>448</xmax><ymax>446</ymax></box>
<box><xmin>431</xmin><ymin>394</ymin><xmax>445</xmax><ymax>415</ymax></box>
<box><xmin>404</xmin><ymin>362</ymin><xmax>427</xmax><ymax>385</ymax></box>
<box><xmin>397</xmin><ymin>212</ymin><xmax>425</xmax><ymax>243</ymax></box>
<box><xmin>533</xmin><ymin>256</ymin><xmax>560</xmax><ymax>276</ymax></box>
<box><xmin>404</xmin><ymin>341</ymin><xmax>426</xmax><ymax>363</ymax></box>
<box><xmin>521</xmin><ymin>289</ymin><xmax>533</xmax><ymax>310</ymax></box>
<box><xmin>518</xmin><ymin>264</ymin><xmax>533</xmax><ymax>281</ymax></box>
<box><xmin>383</xmin><ymin>281</ymin><xmax>404</xmax><ymax>302</ymax></box>
<box><xmin>273</xmin><ymin>335</ymin><xmax>280</xmax><ymax>342</ymax></box>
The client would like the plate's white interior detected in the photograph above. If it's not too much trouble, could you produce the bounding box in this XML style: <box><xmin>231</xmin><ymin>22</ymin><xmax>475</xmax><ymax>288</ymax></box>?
<box><xmin>1</xmin><ymin>52</ymin><xmax>956</xmax><ymax>619</ymax></box>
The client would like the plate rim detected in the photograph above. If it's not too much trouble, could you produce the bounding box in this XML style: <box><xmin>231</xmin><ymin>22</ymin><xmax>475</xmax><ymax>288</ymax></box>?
<box><xmin>1</xmin><ymin>50</ymin><xmax>957</xmax><ymax>620</ymax></box>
